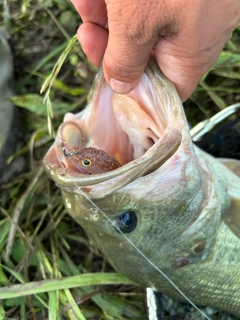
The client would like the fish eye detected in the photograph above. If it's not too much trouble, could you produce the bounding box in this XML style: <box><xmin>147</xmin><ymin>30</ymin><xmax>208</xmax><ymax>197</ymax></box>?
<box><xmin>82</xmin><ymin>158</ymin><xmax>92</xmax><ymax>166</ymax></box>
<box><xmin>113</xmin><ymin>211</ymin><xmax>137</xmax><ymax>233</ymax></box>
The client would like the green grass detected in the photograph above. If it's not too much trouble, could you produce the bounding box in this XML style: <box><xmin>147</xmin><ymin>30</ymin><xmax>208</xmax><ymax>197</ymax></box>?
<box><xmin>0</xmin><ymin>1</ymin><xmax>240</xmax><ymax>319</ymax></box>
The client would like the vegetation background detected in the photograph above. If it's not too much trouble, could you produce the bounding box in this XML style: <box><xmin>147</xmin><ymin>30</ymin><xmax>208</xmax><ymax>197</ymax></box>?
<box><xmin>0</xmin><ymin>0</ymin><xmax>239</xmax><ymax>319</ymax></box>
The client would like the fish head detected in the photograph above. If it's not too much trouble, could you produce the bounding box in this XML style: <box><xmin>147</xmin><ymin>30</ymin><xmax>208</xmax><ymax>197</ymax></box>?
<box><xmin>44</xmin><ymin>59</ymin><xmax>210</xmax><ymax>289</ymax></box>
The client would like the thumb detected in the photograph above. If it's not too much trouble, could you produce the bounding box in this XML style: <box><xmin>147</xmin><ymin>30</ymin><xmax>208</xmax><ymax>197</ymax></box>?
<box><xmin>103</xmin><ymin>4</ymin><xmax>158</xmax><ymax>94</ymax></box>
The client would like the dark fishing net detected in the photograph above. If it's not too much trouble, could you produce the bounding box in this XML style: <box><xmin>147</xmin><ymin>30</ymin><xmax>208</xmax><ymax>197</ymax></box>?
<box><xmin>195</xmin><ymin>108</ymin><xmax>240</xmax><ymax>160</ymax></box>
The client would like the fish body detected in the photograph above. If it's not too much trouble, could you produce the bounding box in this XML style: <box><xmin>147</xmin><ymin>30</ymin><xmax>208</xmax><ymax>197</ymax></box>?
<box><xmin>44</xmin><ymin>59</ymin><xmax>240</xmax><ymax>316</ymax></box>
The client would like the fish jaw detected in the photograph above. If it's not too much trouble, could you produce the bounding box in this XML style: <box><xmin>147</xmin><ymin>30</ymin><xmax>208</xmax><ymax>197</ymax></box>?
<box><xmin>44</xmin><ymin>127</ymin><xmax>182</xmax><ymax>197</ymax></box>
<box><xmin>44</xmin><ymin>59</ymin><xmax>193</xmax><ymax>194</ymax></box>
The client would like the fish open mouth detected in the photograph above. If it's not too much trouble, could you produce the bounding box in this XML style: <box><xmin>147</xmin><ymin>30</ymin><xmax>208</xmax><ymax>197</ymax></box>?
<box><xmin>44</xmin><ymin>61</ymin><xmax>184</xmax><ymax>180</ymax></box>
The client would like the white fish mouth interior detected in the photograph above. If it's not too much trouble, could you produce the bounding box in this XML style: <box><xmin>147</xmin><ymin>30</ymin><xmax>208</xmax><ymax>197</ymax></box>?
<box><xmin>62</xmin><ymin>74</ymin><xmax>168</xmax><ymax>166</ymax></box>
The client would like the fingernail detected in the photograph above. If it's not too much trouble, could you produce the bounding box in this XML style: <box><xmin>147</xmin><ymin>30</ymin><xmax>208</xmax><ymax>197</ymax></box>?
<box><xmin>109</xmin><ymin>78</ymin><xmax>132</xmax><ymax>94</ymax></box>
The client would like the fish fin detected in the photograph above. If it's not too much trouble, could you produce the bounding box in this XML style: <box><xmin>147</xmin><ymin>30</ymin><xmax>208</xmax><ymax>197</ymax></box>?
<box><xmin>218</xmin><ymin>158</ymin><xmax>240</xmax><ymax>178</ymax></box>
<box><xmin>222</xmin><ymin>197</ymin><xmax>240</xmax><ymax>238</ymax></box>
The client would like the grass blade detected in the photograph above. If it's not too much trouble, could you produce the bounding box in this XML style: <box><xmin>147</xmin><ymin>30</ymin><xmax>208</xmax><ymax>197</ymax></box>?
<box><xmin>0</xmin><ymin>273</ymin><xmax>135</xmax><ymax>299</ymax></box>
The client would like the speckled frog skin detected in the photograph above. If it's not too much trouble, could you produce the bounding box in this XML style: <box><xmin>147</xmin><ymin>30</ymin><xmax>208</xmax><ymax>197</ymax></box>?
<box><xmin>44</xmin><ymin>59</ymin><xmax>240</xmax><ymax>316</ymax></box>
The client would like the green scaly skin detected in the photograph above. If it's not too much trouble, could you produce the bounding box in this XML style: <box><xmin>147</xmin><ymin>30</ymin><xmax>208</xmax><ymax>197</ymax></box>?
<box><xmin>44</xmin><ymin>60</ymin><xmax>240</xmax><ymax>316</ymax></box>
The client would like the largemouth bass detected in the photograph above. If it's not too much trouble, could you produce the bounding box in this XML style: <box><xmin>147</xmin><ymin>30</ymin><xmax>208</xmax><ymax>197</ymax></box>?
<box><xmin>44</xmin><ymin>59</ymin><xmax>240</xmax><ymax>316</ymax></box>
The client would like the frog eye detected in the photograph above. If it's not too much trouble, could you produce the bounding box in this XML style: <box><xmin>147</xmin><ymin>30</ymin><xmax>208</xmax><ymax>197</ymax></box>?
<box><xmin>82</xmin><ymin>158</ymin><xmax>92</xmax><ymax>166</ymax></box>
<box><xmin>113</xmin><ymin>211</ymin><xmax>137</xmax><ymax>233</ymax></box>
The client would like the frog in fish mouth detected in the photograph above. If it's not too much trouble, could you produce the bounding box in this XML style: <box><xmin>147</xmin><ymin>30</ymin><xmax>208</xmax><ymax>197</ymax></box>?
<box><xmin>44</xmin><ymin>59</ymin><xmax>240</xmax><ymax>317</ymax></box>
<box><xmin>59</xmin><ymin>132</ymin><xmax>121</xmax><ymax>174</ymax></box>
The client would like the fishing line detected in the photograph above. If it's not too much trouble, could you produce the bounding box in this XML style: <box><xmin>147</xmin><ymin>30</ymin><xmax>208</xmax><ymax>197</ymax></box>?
<box><xmin>59</xmin><ymin>164</ymin><xmax>211</xmax><ymax>320</ymax></box>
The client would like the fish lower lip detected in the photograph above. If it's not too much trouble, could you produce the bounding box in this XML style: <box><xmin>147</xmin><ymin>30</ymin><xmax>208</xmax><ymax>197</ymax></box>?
<box><xmin>44</xmin><ymin>126</ymin><xmax>182</xmax><ymax>196</ymax></box>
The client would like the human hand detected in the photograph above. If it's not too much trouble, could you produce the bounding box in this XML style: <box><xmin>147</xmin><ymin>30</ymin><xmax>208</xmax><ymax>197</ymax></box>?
<box><xmin>71</xmin><ymin>0</ymin><xmax>240</xmax><ymax>101</ymax></box>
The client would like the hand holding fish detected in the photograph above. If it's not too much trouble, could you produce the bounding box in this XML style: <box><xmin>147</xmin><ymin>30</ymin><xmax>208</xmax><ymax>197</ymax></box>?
<box><xmin>72</xmin><ymin>0</ymin><xmax>240</xmax><ymax>101</ymax></box>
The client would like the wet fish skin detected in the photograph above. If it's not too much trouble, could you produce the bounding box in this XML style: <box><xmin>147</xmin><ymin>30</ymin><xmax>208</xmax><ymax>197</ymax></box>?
<box><xmin>44</xmin><ymin>59</ymin><xmax>240</xmax><ymax>316</ymax></box>
<box><xmin>61</xmin><ymin>151</ymin><xmax>240</xmax><ymax>314</ymax></box>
